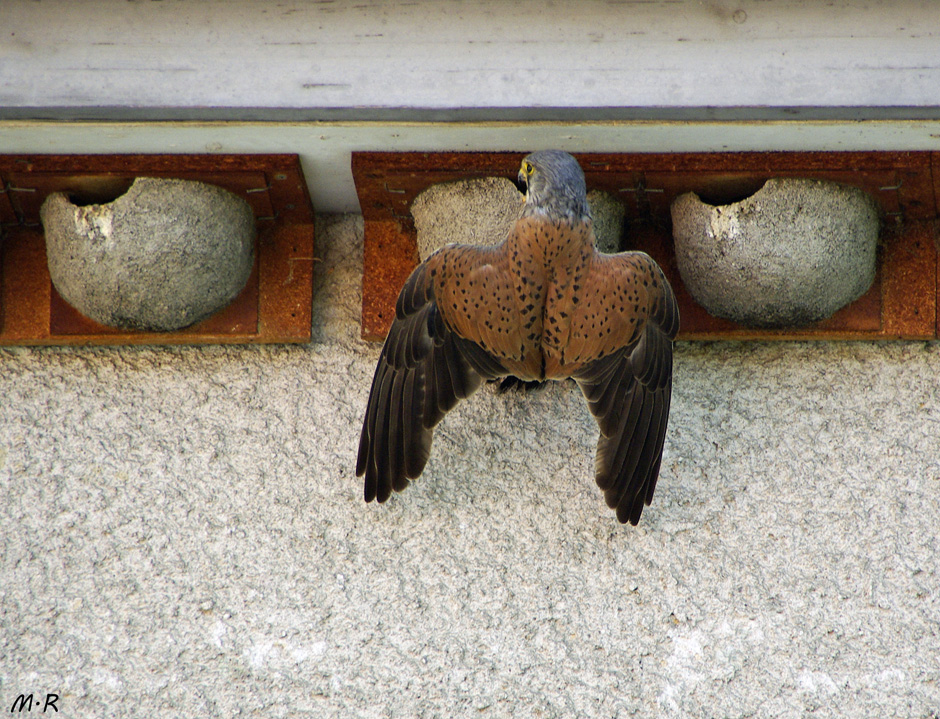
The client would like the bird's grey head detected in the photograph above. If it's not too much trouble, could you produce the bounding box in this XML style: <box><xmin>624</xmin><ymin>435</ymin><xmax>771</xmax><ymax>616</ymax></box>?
<box><xmin>518</xmin><ymin>150</ymin><xmax>590</xmax><ymax>220</ymax></box>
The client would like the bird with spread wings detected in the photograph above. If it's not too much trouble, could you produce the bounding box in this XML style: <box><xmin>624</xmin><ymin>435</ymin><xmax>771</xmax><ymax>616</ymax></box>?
<box><xmin>357</xmin><ymin>150</ymin><xmax>679</xmax><ymax>524</ymax></box>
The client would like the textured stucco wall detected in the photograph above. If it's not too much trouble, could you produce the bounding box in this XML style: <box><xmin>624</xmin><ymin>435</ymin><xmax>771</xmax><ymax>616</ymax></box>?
<box><xmin>1</xmin><ymin>215</ymin><xmax>939</xmax><ymax>718</ymax></box>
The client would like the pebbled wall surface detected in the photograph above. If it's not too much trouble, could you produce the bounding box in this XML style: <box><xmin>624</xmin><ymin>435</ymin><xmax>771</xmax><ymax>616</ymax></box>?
<box><xmin>1</xmin><ymin>214</ymin><xmax>938</xmax><ymax>718</ymax></box>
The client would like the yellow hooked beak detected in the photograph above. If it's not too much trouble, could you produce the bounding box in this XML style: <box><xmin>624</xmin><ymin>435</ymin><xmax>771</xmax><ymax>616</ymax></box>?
<box><xmin>517</xmin><ymin>160</ymin><xmax>534</xmax><ymax>199</ymax></box>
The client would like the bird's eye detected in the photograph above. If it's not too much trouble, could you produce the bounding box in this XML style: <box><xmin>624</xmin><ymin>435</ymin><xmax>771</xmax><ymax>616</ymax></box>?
<box><xmin>523</xmin><ymin>162</ymin><xmax>534</xmax><ymax>175</ymax></box>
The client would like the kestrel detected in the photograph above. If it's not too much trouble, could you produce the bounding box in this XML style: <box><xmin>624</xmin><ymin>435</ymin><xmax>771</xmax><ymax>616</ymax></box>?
<box><xmin>356</xmin><ymin>150</ymin><xmax>679</xmax><ymax>524</ymax></box>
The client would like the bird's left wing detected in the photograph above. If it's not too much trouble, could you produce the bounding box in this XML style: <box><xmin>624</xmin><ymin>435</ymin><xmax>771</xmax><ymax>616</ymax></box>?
<box><xmin>356</xmin><ymin>246</ymin><xmax>511</xmax><ymax>504</ymax></box>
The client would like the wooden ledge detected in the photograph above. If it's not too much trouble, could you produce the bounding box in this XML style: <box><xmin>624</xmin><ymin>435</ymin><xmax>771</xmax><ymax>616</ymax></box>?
<box><xmin>0</xmin><ymin>154</ymin><xmax>315</xmax><ymax>346</ymax></box>
<box><xmin>353</xmin><ymin>151</ymin><xmax>939</xmax><ymax>342</ymax></box>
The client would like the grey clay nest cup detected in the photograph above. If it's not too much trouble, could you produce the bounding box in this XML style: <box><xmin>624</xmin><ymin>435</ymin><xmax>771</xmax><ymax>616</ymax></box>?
<box><xmin>41</xmin><ymin>178</ymin><xmax>256</xmax><ymax>332</ymax></box>
<box><xmin>671</xmin><ymin>178</ymin><xmax>880</xmax><ymax>328</ymax></box>
<box><xmin>411</xmin><ymin>177</ymin><xmax>624</xmax><ymax>261</ymax></box>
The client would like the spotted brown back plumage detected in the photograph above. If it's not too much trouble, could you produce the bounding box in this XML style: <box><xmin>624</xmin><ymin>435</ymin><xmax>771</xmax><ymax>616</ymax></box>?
<box><xmin>357</xmin><ymin>150</ymin><xmax>679</xmax><ymax>524</ymax></box>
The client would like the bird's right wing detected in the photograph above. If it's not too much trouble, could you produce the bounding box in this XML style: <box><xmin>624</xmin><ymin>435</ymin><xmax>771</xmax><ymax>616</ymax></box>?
<box><xmin>570</xmin><ymin>252</ymin><xmax>679</xmax><ymax>525</ymax></box>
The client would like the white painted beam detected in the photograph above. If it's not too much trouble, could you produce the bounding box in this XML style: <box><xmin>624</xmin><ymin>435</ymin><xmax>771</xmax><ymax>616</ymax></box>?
<box><xmin>2</xmin><ymin>120</ymin><xmax>940</xmax><ymax>212</ymax></box>
<box><xmin>1</xmin><ymin>0</ymin><xmax>939</xmax><ymax>114</ymax></box>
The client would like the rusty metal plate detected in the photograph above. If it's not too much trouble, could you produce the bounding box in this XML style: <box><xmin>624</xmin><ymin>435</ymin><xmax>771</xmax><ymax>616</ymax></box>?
<box><xmin>353</xmin><ymin>151</ymin><xmax>938</xmax><ymax>341</ymax></box>
<box><xmin>0</xmin><ymin>154</ymin><xmax>314</xmax><ymax>346</ymax></box>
